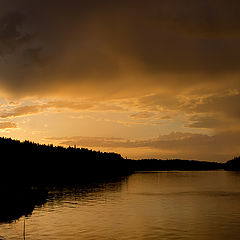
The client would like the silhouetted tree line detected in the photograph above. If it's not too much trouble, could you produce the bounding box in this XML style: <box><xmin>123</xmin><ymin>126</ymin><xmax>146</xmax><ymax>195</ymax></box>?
<box><xmin>0</xmin><ymin>137</ymin><xmax>133</xmax><ymax>183</ymax></box>
<box><xmin>132</xmin><ymin>157</ymin><xmax>240</xmax><ymax>171</ymax></box>
<box><xmin>224</xmin><ymin>156</ymin><xmax>240</xmax><ymax>170</ymax></box>
<box><xmin>0</xmin><ymin>137</ymin><xmax>239</xmax><ymax>183</ymax></box>
<box><xmin>132</xmin><ymin>159</ymin><xmax>224</xmax><ymax>171</ymax></box>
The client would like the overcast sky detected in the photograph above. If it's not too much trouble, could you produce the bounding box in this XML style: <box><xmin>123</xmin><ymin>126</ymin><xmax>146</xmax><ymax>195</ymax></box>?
<box><xmin>0</xmin><ymin>0</ymin><xmax>240</xmax><ymax>161</ymax></box>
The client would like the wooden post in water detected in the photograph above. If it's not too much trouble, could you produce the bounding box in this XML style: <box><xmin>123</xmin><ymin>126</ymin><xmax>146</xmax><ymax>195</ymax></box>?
<box><xmin>23</xmin><ymin>218</ymin><xmax>26</xmax><ymax>240</ymax></box>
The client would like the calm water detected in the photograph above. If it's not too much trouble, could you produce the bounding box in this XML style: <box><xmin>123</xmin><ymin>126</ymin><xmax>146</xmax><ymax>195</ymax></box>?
<box><xmin>1</xmin><ymin>171</ymin><xmax>240</xmax><ymax>240</ymax></box>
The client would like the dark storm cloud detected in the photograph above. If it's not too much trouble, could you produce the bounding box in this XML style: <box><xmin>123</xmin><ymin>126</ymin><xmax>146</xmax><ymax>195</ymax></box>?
<box><xmin>0</xmin><ymin>0</ymin><xmax>240</xmax><ymax>96</ymax></box>
<box><xmin>0</xmin><ymin>12</ymin><xmax>31</xmax><ymax>56</ymax></box>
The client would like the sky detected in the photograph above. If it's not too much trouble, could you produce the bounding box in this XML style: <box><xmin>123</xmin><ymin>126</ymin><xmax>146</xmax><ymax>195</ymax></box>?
<box><xmin>0</xmin><ymin>0</ymin><xmax>240</xmax><ymax>161</ymax></box>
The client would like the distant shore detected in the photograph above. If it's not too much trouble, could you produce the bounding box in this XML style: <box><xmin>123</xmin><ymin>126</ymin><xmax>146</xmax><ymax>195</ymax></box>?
<box><xmin>0</xmin><ymin>137</ymin><xmax>239</xmax><ymax>184</ymax></box>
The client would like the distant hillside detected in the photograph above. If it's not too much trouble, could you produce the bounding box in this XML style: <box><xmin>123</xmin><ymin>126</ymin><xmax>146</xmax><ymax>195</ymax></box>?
<box><xmin>132</xmin><ymin>159</ymin><xmax>224</xmax><ymax>171</ymax></box>
<box><xmin>224</xmin><ymin>157</ymin><xmax>240</xmax><ymax>170</ymax></box>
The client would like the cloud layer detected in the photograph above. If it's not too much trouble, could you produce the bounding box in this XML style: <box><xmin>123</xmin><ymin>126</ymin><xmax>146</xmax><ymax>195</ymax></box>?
<box><xmin>0</xmin><ymin>0</ymin><xmax>240</xmax><ymax>97</ymax></box>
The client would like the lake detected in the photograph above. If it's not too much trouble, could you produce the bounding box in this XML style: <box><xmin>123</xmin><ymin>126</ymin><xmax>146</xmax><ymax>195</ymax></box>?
<box><xmin>1</xmin><ymin>171</ymin><xmax>240</xmax><ymax>240</ymax></box>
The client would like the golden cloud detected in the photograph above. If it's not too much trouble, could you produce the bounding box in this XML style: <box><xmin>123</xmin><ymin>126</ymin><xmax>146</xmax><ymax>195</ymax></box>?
<box><xmin>0</xmin><ymin>121</ymin><xmax>17</xmax><ymax>129</ymax></box>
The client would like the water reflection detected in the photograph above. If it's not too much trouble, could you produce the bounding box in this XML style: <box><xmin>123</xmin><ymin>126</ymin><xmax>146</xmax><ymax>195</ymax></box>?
<box><xmin>0</xmin><ymin>185</ymin><xmax>47</xmax><ymax>224</ymax></box>
<box><xmin>1</xmin><ymin>172</ymin><xmax>240</xmax><ymax>240</ymax></box>
<box><xmin>45</xmin><ymin>177</ymin><xmax>128</xmax><ymax>206</ymax></box>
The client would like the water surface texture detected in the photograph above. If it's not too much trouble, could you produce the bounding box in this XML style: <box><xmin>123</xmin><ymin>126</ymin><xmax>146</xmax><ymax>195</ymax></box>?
<box><xmin>1</xmin><ymin>171</ymin><xmax>240</xmax><ymax>240</ymax></box>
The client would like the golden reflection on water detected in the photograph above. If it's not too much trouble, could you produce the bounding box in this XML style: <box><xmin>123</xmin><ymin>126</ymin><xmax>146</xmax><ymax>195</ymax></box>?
<box><xmin>1</xmin><ymin>171</ymin><xmax>240</xmax><ymax>240</ymax></box>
